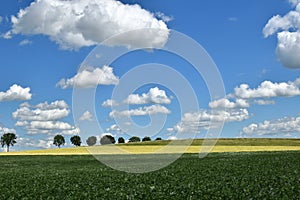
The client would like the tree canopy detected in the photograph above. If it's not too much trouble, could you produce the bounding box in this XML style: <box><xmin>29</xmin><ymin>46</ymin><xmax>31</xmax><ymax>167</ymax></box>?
<box><xmin>142</xmin><ymin>136</ymin><xmax>151</xmax><ymax>142</ymax></box>
<box><xmin>128</xmin><ymin>136</ymin><xmax>141</xmax><ymax>143</ymax></box>
<box><xmin>86</xmin><ymin>136</ymin><xmax>97</xmax><ymax>146</ymax></box>
<box><xmin>118</xmin><ymin>137</ymin><xmax>125</xmax><ymax>144</ymax></box>
<box><xmin>70</xmin><ymin>135</ymin><xmax>81</xmax><ymax>147</ymax></box>
<box><xmin>0</xmin><ymin>133</ymin><xmax>17</xmax><ymax>152</ymax></box>
<box><xmin>53</xmin><ymin>135</ymin><xmax>65</xmax><ymax>148</ymax></box>
<box><xmin>100</xmin><ymin>135</ymin><xmax>116</xmax><ymax>145</ymax></box>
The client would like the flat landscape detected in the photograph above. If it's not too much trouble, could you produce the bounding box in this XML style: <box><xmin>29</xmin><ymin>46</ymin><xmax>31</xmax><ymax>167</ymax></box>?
<box><xmin>0</xmin><ymin>139</ymin><xmax>299</xmax><ymax>198</ymax></box>
<box><xmin>1</xmin><ymin>138</ymin><xmax>300</xmax><ymax>155</ymax></box>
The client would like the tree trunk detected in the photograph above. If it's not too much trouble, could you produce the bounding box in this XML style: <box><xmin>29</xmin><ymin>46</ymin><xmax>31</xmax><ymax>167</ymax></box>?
<box><xmin>7</xmin><ymin>145</ymin><xmax>9</xmax><ymax>152</ymax></box>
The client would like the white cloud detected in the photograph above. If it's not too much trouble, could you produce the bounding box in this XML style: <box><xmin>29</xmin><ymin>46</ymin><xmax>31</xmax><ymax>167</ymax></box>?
<box><xmin>263</xmin><ymin>1</ymin><xmax>300</xmax><ymax>68</ymax></box>
<box><xmin>155</xmin><ymin>12</ymin><xmax>173</xmax><ymax>22</ymax></box>
<box><xmin>18</xmin><ymin>137</ymin><xmax>53</xmax><ymax>149</ymax></box>
<box><xmin>125</xmin><ymin>87</ymin><xmax>171</xmax><ymax>105</ymax></box>
<box><xmin>13</xmin><ymin>101</ymin><xmax>70</xmax><ymax>121</ymax></box>
<box><xmin>9</xmin><ymin>0</ymin><xmax>169</xmax><ymax>50</ymax></box>
<box><xmin>109</xmin><ymin>105</ymin><xmax>171</xmax><ymax>117</ymax></box>
<box><xmin>60</xmin><ymin>128</ymin><xmax>80</xmax><ymax>135</ymax></box>
<box><xmin>0</xmin><ymin>127</ymin><xmax>16</xmax><ymax>134</ymax></box>
<box><xmin>13</xmin><ymin>100</ymin><xmax>78</xmax><ymax>135</ymax></box>
<box><xmin>253</xmin><ymin>99</ymin><xmax>275</xmax><ymax>105</ymax></box>
<box><xmin>209</xmin><ymin>98</ymin><xmax>249</xmax><ymax>109</ymax></box>
<box><xmin>234</xmin><ymin>78</ymin><xmax>300</xmax><ymax>99</ymax></box>
<box><xmin>168</xmin><ymin>136</ymin><xmax>178</xmax><ymax>140</ymax></box>
<box><xmin>19</xmin><ymin>39</ymin><xmax>32</xmax><ymax>46</ymax></box>
<box><xmin>1</xmin><ymin>32</ymin><xmax>12</xmax><ymax>39</ymax></box>
<box><xmin>106</xmin><ymin>124</ymin><xmax>125</xmax><ymax>134</ymax></box>
<box><xmin>106</xmin><ymin>124</ymin><xmax>121</xmax><ymax>132</ymax></box>
<box><xmin>102</xmin><ymin>99</ymin><xmax>119</xmax><ymax>107</ymax></box>
<box><xmin>0</xmin><ymin>84</ymin><xmax>32</xmax><ymax>102</ymax></box>
<box><xmin>242</xmin><ymin>115</ymin><xmax>300</xmax><ymax>136</ymax></box>
<box><xmin>79</xmin><ymin>111</ymin><xmax>93</xmax><ymax>121</ymax></box>
<box><xmin>168</xmin><ymin>109</ymin><xmax>249</xmax><ymax>134</ymax></box>
<box><xmin>289</xmin><ymin>0</ymin><xmax>300</xmax><ymax>6</ymax></box>
<box><xmin>29</xmin><ymin>121</ymin><xmax>73</xmax><ymax>130</ymax></box>
<box><xmin>57</xmin><ymin>66</ymin><xmax>119</xmax><ymax>89</ymax></box>
<box><xmin>35</xmin><ymin>100</ymin><xmax>68</xmax><ymax>110</ymax></box>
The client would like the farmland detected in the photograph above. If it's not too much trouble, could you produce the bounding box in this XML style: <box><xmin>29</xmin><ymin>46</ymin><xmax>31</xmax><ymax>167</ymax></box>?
<box><xmin>0</xmin><ymin>151</ymin><xmax>299</xmax><ymax>199</ymax></box>
<box><xmin>2</xmin><ymin>138</ymin><xmax>300</xmax><ymax>155</ymax></box>
<box><xmin>0</xmin><ymin>139</ymin><xmax>299</xmax><ymax>199</ymax></box>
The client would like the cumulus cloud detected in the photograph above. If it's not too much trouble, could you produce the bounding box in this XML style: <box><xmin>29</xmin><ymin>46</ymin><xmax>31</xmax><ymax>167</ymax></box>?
<box><xmin>0</xmin><ymin>84</ymin><xmax>32</xmax><ymax>102</ymax></box>
<box><xmin>234</xmin><ymin>78</ymin><xmax>300</xmax><ymax>99</ymax></box>
<box><xmin>168</xmin><ymin>109</ymin><xmax>249</xmax><ymax>134</ymax></box>
<box><xmin>209</xmin><ymin>98</ymin><xmax>249</xmax><ymax>109</ymax></box>
<box><xmin>102</xmin><ymin>99</ymin><xmax>119</xmax><ymax>107</ymax></box>
<box><xmin>125</xmin><ymin>87</ymin><xmax>171</xmax><ymax>105</ymax></box>
<box><xmin>242</xmin><ymin>115</ymin><xmax>300</xmax><ymax>136</ymax></box>
<box><xmin>28</xmin><ymin>121</ymin><xmax>73</xmax><ymax>130</ymax></box>
<box><xmin>8</xmin><ymin>0</ymin><xmax>169</xmax><ymax>50</ymax></box>
<box><xmin>57</xmin><ymin>66</ymin><xmax>119</xmax><ymax>89</ymax></box>
<box><xmin>13</xmin><ymin>100</ymin><xmax>78</xmax><ymax>135</ymax></box>
<box><xmin>0</xmin><ymin>127</ymin><xmax>16</xmax><ymax>134</ymax></box>
<box><xmin>109</xmin><ymin>105</ymin><xmax>171</xmax><ymax>117</ymax></box>
<box><xmin>13</xmin><ymin>100</ymin><xmax>70</xmax><ymax>121</ymax></box>
<box><xmin>35</xmin><ymin>100</ymin><xmax>68</xmax><ymax>110</ymax></box>
<box><xmin>19</xmin><ymin>39</ymin><xmax>32</xmax><ymax>46</ymax></box>
<box><xmin>263</xmin><ymin>0</ymin><xmax>300</xmax><ymax>68</ymax></box>
<box><xmin>106</xmin><ymin>124</ymin><xmax>126</xmax><ymax>134</ymax></box>
<box><xmin>18</xmin><ymin>137</ymin><xmax>53</xmax><ymax>149</ymax></box>
<box><xmin>79</xmin><ymin>111</ymin><xmax>93</xmax><ymax>121</ymax></box>
<box><xmin>106</xmin><ymin>124</ymin><xmax>121</xmax><ymax>132</ymax></box>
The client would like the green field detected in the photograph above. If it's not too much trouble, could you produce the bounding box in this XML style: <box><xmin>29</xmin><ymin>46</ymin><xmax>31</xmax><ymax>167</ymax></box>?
<box><xmin>0</xmin><ymin>151</ymin><xmax>299</xmax><ymax>199</ymax></box>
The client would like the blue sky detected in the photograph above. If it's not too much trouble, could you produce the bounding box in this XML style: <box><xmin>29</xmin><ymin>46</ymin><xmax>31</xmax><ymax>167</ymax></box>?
<box><xmin>1</xmin><ymin>0</ymin><xmax>300</xmax><ymax>151</ymax></box>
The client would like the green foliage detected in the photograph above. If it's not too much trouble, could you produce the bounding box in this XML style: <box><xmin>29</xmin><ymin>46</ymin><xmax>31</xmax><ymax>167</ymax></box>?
<box><xmin>86</xmin><ymin>136</ymin><xmax>97</xmax><ymax>146</ymax></box>
<box><xmin>53</xmin><ymin>135</ymin><xmax>65</xmax><ymax>148</ymax></box>
<box><xmin>155</xmin><ymin>137</ymin><xmax>162</xmax><ymax>141</ymax></box>
<box><xmin>100</xmin><ymin>135</ymin><xmax>116</xmax><ymax>145</ymax></box>
<box><xmin>0</xmin><ymin>151</ymin><xmax>299</xmax><ymax>199</ymax></box>
<box><xmin>0</xmin><ymin>133</ymin><xmax>17</xmax><ymax>152</ymax></box>
<box><xmin>128</xmin><ymin>136</ymin><xmax>141</xmax><ymax>143</ymax></box>
<box><xmin>142</xmin><ymin>136</ymin><xmax>151</xmax><ymax>142</ymax></box>
<box><xmin>70</xmin><ymin>135</ymin><xmax>81</xmax><ymax>147</ymax></box>
<box><xmin>118</xmin><ymin>137</ymin><xmax>125</xmax><ymax>144</ymax></box>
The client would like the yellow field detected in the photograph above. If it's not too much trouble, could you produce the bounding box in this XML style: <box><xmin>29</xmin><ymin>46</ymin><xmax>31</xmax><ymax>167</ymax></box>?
<box><xmin>1</xmin><ymin>145</ymin><xmax>300</xmax><ymax>155</ymax></box>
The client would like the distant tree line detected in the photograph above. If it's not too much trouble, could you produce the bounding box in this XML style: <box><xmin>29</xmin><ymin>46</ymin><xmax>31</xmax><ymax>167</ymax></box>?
<box><xmin>53</xmin><ymin>134</ymin><xmax>163</xmax><ymax>147</ymax></box>
<box><xmin>0</xmin><ymin>131</ymin><xmax>164</xmax><ymax>152</ymax></box>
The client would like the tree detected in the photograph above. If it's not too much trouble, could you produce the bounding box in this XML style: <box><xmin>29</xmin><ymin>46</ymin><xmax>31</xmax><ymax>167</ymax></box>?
<box><xmin>142</xmin><ymin>136</ymin><xmax>151</xmax><ymax>142</ymax></box>
<box><xmin>0</xmin><ymin>133</ymin><xmax>17</xmax><ymax>152</ymax></box>
<box><xmin>118</xmin><ymin>137</ymin><xmax>125</xmax><ymax>144</ymax></box>
<box><xmin>86</xmin><ymin>136</ymin><xmax>97</xmax><ymax>146</ymax></box>
<box><xmin>53</xmin><ymin>135</ymin><xmax>65</xmax><ymax>148</ymax></box>
<box><xmin>155</xmin><ymin>137</ymin><xmax>162</xmax><ymax>141</ymax></box>
<box><xmin>70</xmin><ymin>135</ymin><xmax>81</xmax><ymax>147</ymax></box>
<box><xmin>128</xmin><ymin>136</ymin><xmax>141</xmax><ymax>143</ymax></box>
<box><xmin>100</xmin><ymin>135</ymin><xmax>116</xmax><ymax>145</ymax></box>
